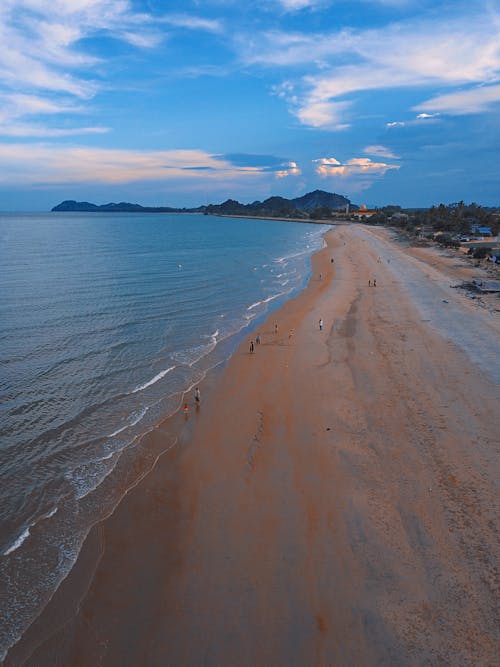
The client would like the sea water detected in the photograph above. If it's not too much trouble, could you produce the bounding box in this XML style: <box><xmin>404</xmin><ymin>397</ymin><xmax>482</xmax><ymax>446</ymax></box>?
<box><xmin>0</xmin><ymin>211</ymin><xmax>328</xmax><ymax>658</ymax></box>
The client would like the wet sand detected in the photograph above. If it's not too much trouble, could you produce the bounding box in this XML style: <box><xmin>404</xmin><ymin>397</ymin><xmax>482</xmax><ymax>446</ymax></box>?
<box><xmin>5</xmin><ymin>225</ymin><xmax>499</xmax><ymax>666</ymax></box>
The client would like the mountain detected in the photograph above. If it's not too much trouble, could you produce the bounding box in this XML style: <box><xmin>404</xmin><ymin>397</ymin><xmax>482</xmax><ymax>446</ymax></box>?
<box><xmin>291</xmin><ymin>190</ymin><xmax>353</xmax><ymax>211</ymax></box>
<box><xmin>51</xmin><ymin>190</ymin><xmax>356</xmax><ymax>218</ymax></box>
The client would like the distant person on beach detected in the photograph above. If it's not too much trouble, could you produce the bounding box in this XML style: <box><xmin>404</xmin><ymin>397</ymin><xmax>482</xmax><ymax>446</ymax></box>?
<box><xmin>368</xmin><ymin>280</ymin><xmax>371</xmax><ymax>287</ymax></box>
<box><xmin>373</xmin><ymin>279</ymin><xmax>377</xmax><ymax>287</ymax></box>
<box><xmin>319</xmin><ymin>318</ymin><xmax>323</xmax><ymax>331</ymax></box>
<box><xmin>274</xmin><ymin>323</ymin><xmax>278</xmax><ymax>335</ymax></box>
<box><xmin>194</xmin><ymin>387</ymin><xmax>201</xmax><ymax>406</ymax></box>
<box><xmin>288</xmin><ymin>329</ymin><xmax>293</xmax><ymax>343</ymax></box>
<box><xmin>250</xmin><ymin>340</ymin><xmax>255</xmax><ymax>353</ymax></box>
<box><xmin>256</xmin><ymin>334</ymin><xmax>261</xmax><ymax>345</ymax></box>
<box><xmin>331</xmin><ymin>258</ymin><xmax>334</xmax><ymax>263</ymax></box>
<box><xmin>183</xmin><ymin>403</ymin><xmax>189</xmax><ymax>419</ymax></box>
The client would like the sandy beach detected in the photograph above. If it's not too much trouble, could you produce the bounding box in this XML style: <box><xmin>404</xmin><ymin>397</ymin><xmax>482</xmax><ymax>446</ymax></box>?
<box><xmin>5</xmin><ymin>224</ymin><xmax>499</xmax><ymax>666</ymax></box>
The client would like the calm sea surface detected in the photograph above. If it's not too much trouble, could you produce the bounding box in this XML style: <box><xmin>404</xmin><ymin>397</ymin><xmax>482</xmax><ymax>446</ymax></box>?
<box><xmin>0</xmin><ymin>211</ymin><xmax>328</xmax><ymax>657</ymax></box>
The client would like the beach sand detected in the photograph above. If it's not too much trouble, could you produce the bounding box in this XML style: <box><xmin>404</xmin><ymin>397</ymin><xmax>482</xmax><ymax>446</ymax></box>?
<box><xmin>5</xmin><ymin>225</ymin><xmax>499</xmax><ymax>666</ymax></box>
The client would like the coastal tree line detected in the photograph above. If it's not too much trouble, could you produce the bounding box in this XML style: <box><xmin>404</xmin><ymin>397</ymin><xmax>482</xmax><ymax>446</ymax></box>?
<box><xmin>367</xmin><ymin>202</ymin><xmax>499</xmax><ymax>236</ymax></box>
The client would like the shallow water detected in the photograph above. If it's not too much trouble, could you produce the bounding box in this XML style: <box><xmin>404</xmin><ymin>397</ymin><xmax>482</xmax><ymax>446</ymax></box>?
<box><xmin>0</xmin><ymin>211</ymin><xmax>328</xmax><ymax>658</ymax></box>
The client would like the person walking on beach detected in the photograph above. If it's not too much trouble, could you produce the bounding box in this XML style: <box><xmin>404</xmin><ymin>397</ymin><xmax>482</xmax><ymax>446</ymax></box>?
<box><xmin>194</xmin><ymin>387</ymin><xmax>201</xmax><ymax>406</ymax></box>
<box><xmin>373</xmin><ymin>278</ymin><xmax>377</xmax><ymax>287</ymax></box>
<box><xmin>256</xmin><ymin>333</ymin><xmax>261</xmax><ymax>345</ymax></box>
<box><xmin>368</xmin><ymin>279</ymin><xmax>371</xmax><ymax>287</ymax></box>
<box><xmin>183</xmin><ymin>403</ymin><xmax>189</xmax><ymax>419</ymax></box>
<box><xmin>250</xmin><ymin>340</ymin><xmax>255</xmax><ymax>353</ymax></box>
<box><xmin>274</xmin><ymin>323</ymin><xmax>278</xmax><ymax>335</ymax></box>
<box><xmin>319</xmin><ymin>318</ymin><xmax>323</xmax><ymax>331</ymax></box>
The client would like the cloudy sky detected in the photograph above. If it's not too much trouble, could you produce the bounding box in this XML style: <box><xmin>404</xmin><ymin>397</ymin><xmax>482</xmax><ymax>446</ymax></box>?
<box><xmin>1</xmin><ymin>0</ymin><xmax>499</xmax><ymax>210</ymax></box>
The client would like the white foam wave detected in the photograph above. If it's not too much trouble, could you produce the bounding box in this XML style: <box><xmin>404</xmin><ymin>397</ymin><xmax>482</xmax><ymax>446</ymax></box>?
<box><xmin>2</xmin><ymin>504</ymin><xmax>61</xmax><ymax>557</ymax></box>
<box><xmin>247</xmin><ymin>300</ymin><xmax>262</xmax><ymax>311</ymax></box>
<box><xmin>129</xmin><ymin>406</ymin><xmax>149</xmax><ymax>427</ymax></box>
<box><xmin>170</xmin><ymin>330</ymin><xmax>220</xmax><ymax>368</ymax></box>
<box><xmin>107</xmin><ymin>423</ymin><xmax>128</xmax><ymax>438</ymax></box>
<box><xmin>108</xmin><ymin>406</ymin><xmax>149</xmax><ymax>437</ymax></box>
<box><xmin>247</xmin><ymin>291</ymin><xmax>285</xmax><ymax>311</ymax></box>
<box><xmin>131</xmin><ymin>366</ymin><xmax>175</xmax><ymax>394</ymax></box>
<box><xmin>3</xmin><ymin>527</ymin><xmax>30</xmax><ymax>556</ymax></box>
<box><xmin>274</xmin><ymin>248</ymin><xmax>310</xmax><ymax>264</ymax></box>
<box><xmin>68</xmin><ymin>453</ymin><xmax>120</xmax><ymax>501</ymax></box>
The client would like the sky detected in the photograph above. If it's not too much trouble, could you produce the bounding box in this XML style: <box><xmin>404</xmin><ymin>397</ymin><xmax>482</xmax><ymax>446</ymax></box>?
<box><xmin>0</xmin><ymin>0</ymin><xmax>499</xmax><ymax>211</ymax></box>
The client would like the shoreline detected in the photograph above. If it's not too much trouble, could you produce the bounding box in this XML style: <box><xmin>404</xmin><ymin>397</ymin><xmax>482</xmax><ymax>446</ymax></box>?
<box><xmin>209</xmin><ymin>213</ymin><xmax>343</xmax><ymax>224</ymax></box>
<box><xmin>5</xmin><ymin>225</ymin><xmax>499</xmax><ymax>666</ymax></box>
<box><xmin>2</xmin><ymin>225</ymin><xmax>333</xmax><ymax>666</ymax></box>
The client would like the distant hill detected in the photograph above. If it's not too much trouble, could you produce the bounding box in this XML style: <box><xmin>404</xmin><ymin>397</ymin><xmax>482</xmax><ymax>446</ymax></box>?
<box><xmin>51</xmin><ymin>200</ymin><xmax>200</xmax><ymax>213</ymax></box>
<box><xmin>52</xmin><ymin>190</ymin><xmax>356</xmax><ymax>218</ymax></box>
<box><xmin>204</xmin><ymin>190</ymin><xmax>355</xmax><ymax>218</ymax></box>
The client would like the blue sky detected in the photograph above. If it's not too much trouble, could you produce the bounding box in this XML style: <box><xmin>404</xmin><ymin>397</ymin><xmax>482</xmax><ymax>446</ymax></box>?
<box><xmin>0</xmin><ymin>0</ymin><xmax>499</xmax><ymax>210</ymax></box>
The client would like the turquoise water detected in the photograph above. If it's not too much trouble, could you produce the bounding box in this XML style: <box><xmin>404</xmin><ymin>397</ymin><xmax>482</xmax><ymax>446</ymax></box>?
<box><xmin>0</xmin><ymin>211</ymin><xmax>328</xmax><ymax>657</ymax></box>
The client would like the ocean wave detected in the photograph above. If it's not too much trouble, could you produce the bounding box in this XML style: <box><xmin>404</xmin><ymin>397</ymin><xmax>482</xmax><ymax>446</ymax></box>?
<box><xmin>171</xmin><ymin>329</ymin><xmax>219</xmax><ymax>368</ymax></box>
<box><xmin>274</xmin><ymin>247</ymin><xmax>314</xmax><ymax>264</ymax></box>
<box><xmin>107</xmin><ymin>406</ymin><xmax>149</xmax><ymax>437</ymax></box>
<box><xmin>2</xmin><ymin>506</ymin><xmax>58</xmax><ymax>557</ymax></box>
<box><xmin>131</xmin><ymin>366</ymin><xmax>176</xmax><ymax>394</ymax></box>
<box><xmin>3</xmin><ymin>527</ymin><xmax>31</xmax><ymax>556</ymax></box>
<box><xmin>247</xmin><ymin>291</ymin><xmax>287</xmax><ymax>311</ymax></box>
<box><xmin>66</xmin><ymin>450</ymin><xmax>120</xmax><ymax>501</ymax></box>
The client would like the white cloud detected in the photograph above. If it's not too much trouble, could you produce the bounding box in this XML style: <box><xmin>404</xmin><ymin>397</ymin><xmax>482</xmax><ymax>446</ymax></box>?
<box><xmin>237</xmin><ymin>8</ymin><xmax>500</xmax><ymax>128</ymax></box>
<box><xmin>0</xmin><ymin>145</ymin><xmax>269</xmax><ymax>185</ymax></box>
<box><xmin>0</xmin><ymin>91</ymin><xmax>103</xmax><ymax>137</ymax></box>
<box><xmin>295</xmin><ymin>100</ymin><xmax>351</xmax><ymax>130</ymax></box>
<box><xmin>0</xmin><ymin>1</ymin><xmax>149</xmax><ymax>111</ymax></box>
<box><xmin>276</xmin><ymin>161</ymin><xmax>301</xmax><ymax>178</ymax></box>
<box><xmin>414</xmin><ymin>84</ymin><xmax>500</xmax><ymax>115</ymax></box>
<box><xmin>0</xmin><ymin>93</ymin><xmax>80</xmax><ymax>117</ymax></box>
<box><xmin>363</xmin><ymin>145</ymin><xmax>400</xmax><ymax>159</ymax></box>
<box><xmin>159</xmin><ymin>14</ymin><xmax>223</xmax><ymax>33</ymax></box>
<box><xmin>313</xmin><ymin>157</ymin><xmax>341</xmax><ymax>166</ymax></box>
<box><xmin>0</xmin><ymin>124</ymin><xmax>109</xmax><ymax>137</ymax></box>
<box><xmin>0</xmin><ymin>1</ymin><xmax>223</xmax><ymax>136</ymax></box>
<box><xmin>314</xmin><ymin>155</ymin><xmax>399</xmax><ymax>177</ymax></box>
<box><xmin>277</xmin><ymin>0</ymin><xmax>324</xmax><ymax>10</ymax></box>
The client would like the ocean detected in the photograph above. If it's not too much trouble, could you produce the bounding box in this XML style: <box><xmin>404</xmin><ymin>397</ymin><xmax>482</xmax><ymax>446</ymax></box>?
<box><xmin>0</xmin><ymin>211</ymin><xmax>328</xmax><ymax>658</ymax></box>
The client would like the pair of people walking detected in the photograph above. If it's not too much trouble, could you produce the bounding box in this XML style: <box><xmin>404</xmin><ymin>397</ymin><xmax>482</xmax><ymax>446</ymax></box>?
<box><xmin>183</xmin><ymin>386</ymin><xmax>201</xmax><ymax>419</ymax></box>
